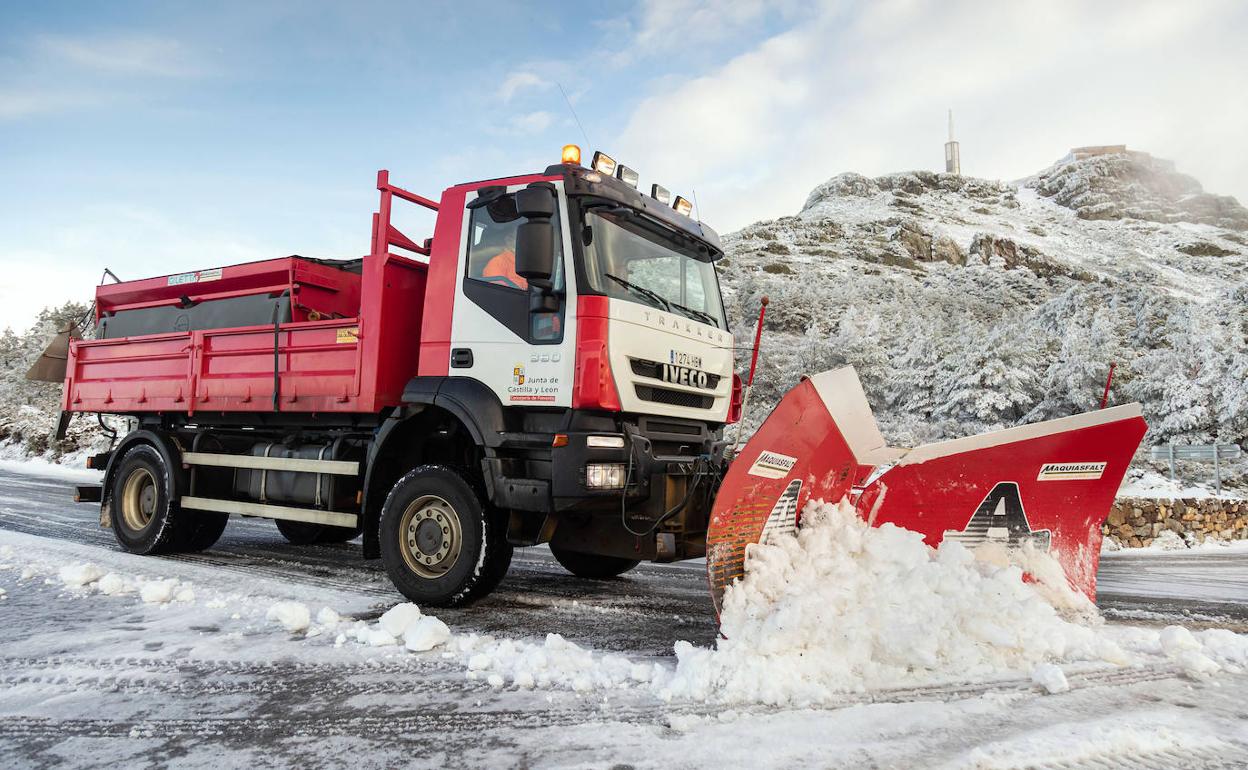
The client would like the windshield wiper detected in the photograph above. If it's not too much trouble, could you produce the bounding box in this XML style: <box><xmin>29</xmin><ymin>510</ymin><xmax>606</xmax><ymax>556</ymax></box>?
<box><xmin>669</xmin><ymin>300</ymin><xmax>718</xmax><ymax>328</ymax></box>
<box><xmin>604</xmin><ymin>273</ymin><xmax>671</xmax><ymax>313</ymax></box>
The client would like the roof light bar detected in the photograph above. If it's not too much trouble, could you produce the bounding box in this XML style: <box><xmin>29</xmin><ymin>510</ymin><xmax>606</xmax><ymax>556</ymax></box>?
<box><xmin>650</xmin><ymin>184</ymin><xmax>671</xmax><ymax>205</ymax></box>
<box><xmin>672</xmin><ymin>196</ymin><xmax>694</xmax><ymax>217</ymax></box>
<box><xmin>561</xmin><ymin>144</ymin><xmax>581</xmax><ymax>165</ymax></box>
<box><xmin>615</xmin><ymin>164</ymin><xmax>639</xmax><ymax>189</ymax></box>
<box><xmin>591</xmin><ymin>151</ymin><xmax>617</xmax><ymax>177</ymax></box>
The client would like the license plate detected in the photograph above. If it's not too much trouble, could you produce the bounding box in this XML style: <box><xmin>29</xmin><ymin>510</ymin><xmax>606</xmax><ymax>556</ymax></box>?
<box><xmin>670</xmin><ymin>351</ymin><xmax>702</xmax><ymax>369</ymax></box>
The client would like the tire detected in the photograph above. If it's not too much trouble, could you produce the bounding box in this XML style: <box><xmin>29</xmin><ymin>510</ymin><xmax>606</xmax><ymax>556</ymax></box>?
<box><xmin>379</xmin><ymin>465</ymin><xmax>510</xmax><ymax>607</ymax></box>
<box><xmin>275</xmin><ymin>519</ymin><xmax>359</xmax><ymax>545</ymax></box>
<box><xmin>109</xmin><ymin>444</ymin><xmax>188</xmax><ymax>555</ymax></box>
<box><xmin>550</xmin><ymin>546</ymin><xmax>640</xmax><ymax>580</ymax></box>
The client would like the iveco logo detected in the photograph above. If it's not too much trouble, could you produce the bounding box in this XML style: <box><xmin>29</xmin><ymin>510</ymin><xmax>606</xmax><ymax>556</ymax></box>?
<box><xmin>662</xmin><ymin>363</ymin><xmax>710</xmax><ymax>389</ymax></box>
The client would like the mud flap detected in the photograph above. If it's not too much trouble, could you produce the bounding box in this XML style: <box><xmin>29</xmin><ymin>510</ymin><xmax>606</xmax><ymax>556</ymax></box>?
<box><xmin>707</xmin><ymin>366</ymin><xmax>1147</xmax><ymax>616</ymax></box>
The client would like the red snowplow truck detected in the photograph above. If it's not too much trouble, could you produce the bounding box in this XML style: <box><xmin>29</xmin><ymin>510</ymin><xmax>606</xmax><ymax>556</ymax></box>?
<box><xmin>57</xmin><ymin>147</ymin><xmax>1147</xmax><ymax>610</ymax></box>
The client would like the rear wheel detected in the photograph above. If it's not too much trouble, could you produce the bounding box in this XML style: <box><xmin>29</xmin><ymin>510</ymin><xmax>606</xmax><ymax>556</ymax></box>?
<box><xmin>275</xmin><ymin>519</ymin><xmax>359</xmax><ymax>545</ymax></box>
<box><xmin>379</xmin><ymin>465</ymin><xmax>511</xmax><ymax>607</ymax></box>
<box><xmin>550</xmin><ymin>546</ymin><xmax>640</xmax><ymax>580</ymax></box>
<box><xmin>179</xmin><ymin>513</ymin><xmax>229</xmax><ymax>552</ymax></box>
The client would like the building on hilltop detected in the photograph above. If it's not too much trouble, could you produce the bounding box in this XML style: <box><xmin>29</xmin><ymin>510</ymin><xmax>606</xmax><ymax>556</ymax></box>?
<box><xmin>1058</xmin><ymin>145</ymin><xmax>1174</xmax><ymax>171</ymax></box>
<box><xmin>944</xmin><ymin>109</ymin><xmax>961</xmax><ymax>175</ymax></box>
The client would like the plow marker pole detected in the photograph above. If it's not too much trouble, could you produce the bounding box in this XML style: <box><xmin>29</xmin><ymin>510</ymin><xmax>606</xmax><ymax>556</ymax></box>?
<box><xmin>732</xmin><ymin>296</ymin><xmax>768</xmax><ymax>457</ymax></box>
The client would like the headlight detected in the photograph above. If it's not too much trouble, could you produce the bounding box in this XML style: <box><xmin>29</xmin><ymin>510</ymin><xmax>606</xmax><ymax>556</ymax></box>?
<box><xmin>586</xmin><ymin>435</ymin><xmax>625</xmax><ymax>448</ymax></box>
<box><xmin>585</xmin><ymin>463</ymin><xmax>626</xmax><ymax>489</ymax></box>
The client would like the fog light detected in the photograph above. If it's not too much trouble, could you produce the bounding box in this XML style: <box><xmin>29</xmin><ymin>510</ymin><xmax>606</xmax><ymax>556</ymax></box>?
<box><xmin>591</xmin><ymin>151</ymin><xmax>617</xmax><ymax>177</ymax></box>
<box><xmin>586</xmin><ymin>463</ymin><xmax>626</xmax><ymax>489</ymax></box>
<box><xmin>615</xmin><ymin>164</ymin><xmax>639</xmax><ymax>189</ymax></box>
<box><xmin>586</xmin><ymin>435</ymin><xmax>625</xmax><ymax>448</ymax></box>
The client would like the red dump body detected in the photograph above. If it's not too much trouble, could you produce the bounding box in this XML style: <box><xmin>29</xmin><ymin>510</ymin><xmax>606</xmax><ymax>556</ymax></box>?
<box><xmin>63</xmin><ymin>171</ymin><xmax>445</xmax><ymax>416</ymax></box>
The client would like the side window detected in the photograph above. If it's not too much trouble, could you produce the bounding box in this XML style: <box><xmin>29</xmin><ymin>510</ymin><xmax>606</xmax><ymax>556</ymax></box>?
<box><xmin>467</xmin><ymin>196</ymin><xmax>526</xmax><ymax>290</ymax></box>
<box><xmin>465</xmin><ymin>194</ymin><xmax>564</xmax><ymax>292</ymax></box>
<box><xmin>462</xmin><ymin>190</ymin><xmax>566</xmax><ymax>344</ymax></box>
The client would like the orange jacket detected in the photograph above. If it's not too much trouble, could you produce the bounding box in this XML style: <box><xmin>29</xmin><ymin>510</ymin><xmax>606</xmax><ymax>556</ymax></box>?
<box><xmin>482</xmin><ymin>250</ymin><xmax>528</xmax><ymax>290</ymax></box>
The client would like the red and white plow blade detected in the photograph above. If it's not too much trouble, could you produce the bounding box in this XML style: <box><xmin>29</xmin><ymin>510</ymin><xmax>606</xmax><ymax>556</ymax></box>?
<box><xmin>707</xmin><ymin>367</ymin><xmax>1147</xmax><ymax>615</ymax></box>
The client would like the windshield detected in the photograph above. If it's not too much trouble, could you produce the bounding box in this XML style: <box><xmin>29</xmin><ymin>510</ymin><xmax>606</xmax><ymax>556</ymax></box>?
<box><xmin>582</xmin><ymin>211</ymin><xmax>727</xmax><ymax>329</ymax></box>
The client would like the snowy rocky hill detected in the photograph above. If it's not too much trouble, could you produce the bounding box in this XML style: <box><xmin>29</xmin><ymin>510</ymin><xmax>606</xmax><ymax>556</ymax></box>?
<box><xmin>718</xmin><ymin>148</ymin><xmax>1248</xmax><ymax>483</ymax></box>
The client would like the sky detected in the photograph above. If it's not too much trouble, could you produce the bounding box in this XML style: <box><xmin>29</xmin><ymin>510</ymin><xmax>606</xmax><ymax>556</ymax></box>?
<box><xmin>2</xmin><ymin>0</ymin><xmax>1246</xmax><ymax>332</ymax></box>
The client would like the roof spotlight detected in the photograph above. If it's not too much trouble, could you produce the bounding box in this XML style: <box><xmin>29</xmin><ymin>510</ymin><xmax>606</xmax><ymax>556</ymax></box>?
<box><xmin>650</xmin><ymin>184</ymin><xmax>671</xmax><ymax>205</ymax></box>
<box><xmin>672</xmin><ymin>196</ymin><xmax>694</xmax><ymax>217</ymax></box>
<box><xmin>591</xmin><ymin>151</ymin><xmax>617</xmax><ymax>177</ymax></box>
<box><xmin>615</xmin><ymin>164</ymin><xmax>639</xmax><ymax>189</ymax></box>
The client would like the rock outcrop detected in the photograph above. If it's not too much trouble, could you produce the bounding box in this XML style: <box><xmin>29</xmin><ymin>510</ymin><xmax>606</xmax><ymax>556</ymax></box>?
<box><xmin>1029</xmin><ymin>150</ymin><xmax>1248</xmax><ymax>231</ymax></box>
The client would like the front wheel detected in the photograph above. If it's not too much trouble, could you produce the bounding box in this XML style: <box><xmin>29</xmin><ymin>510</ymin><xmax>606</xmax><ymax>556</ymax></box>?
<box><xmin>379</xmin><ymin>465</ymin><xmax>510</xmax><ymax>607</ymax></box>
<box><xmin>550</xmin><ymin>545</ymin><xmax>640</xmax><ymax>580</ymax></box>
<box><xmin>110</xmin><ymin>444</ymin><xmax>187</xmax><ymax>555</ymax></box>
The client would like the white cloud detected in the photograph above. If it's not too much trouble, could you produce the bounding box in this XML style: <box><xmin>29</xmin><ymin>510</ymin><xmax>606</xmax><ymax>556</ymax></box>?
<box><xmin>0</xmin><ymin>34</ymin><xmax>204</xmax><ymax>120</ymax></box>
<box><xmin>0</xmin><ymin>202</ymin><xmax>282</xmax><ymax>332</ymax></box>
<box><xmin>629</xmin><ymin>0</ymin><xmax>776</xmax><ymax>53</ymax></box>
<box><xmin>498</xmin><ymin>71</ymin><xmax>552</xmax><ymax>102</ymax></box>
<box><xmin>0</xmin><ymin>88</ymin><xmax>105</xmax><ymax>120</ymax></box>
<box><xmin>0</xmin><ymin>257</ymin><xmax>101</xmax><ymax>334</ymax></box>
<box><xmin>484</xmin><ymin>110</ymin><xmax>554</xmax><ymax>136</ymax></box>
<box><xmin>611</xmin><ymin>0</ymin><xmax>1248</xmax><ymax>231</ymax></box>
<box><xmin>36</xmin><ymin>34</ymin><xmax>202</xmax><ymax>78</ymax></box>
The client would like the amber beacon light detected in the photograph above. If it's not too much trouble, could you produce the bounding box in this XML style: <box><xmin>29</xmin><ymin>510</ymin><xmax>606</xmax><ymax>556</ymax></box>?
<box><xmin>561</xmin><ymin>144</ymin><xmax>582</xmax><ymax>165</ymax></box>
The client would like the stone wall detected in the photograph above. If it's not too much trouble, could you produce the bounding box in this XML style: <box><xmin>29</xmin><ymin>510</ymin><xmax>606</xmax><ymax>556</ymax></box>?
<box><xmin>1104</xmin><ymin>497</ymin><xmax>1248</xmax><ymax>548</ymax></box>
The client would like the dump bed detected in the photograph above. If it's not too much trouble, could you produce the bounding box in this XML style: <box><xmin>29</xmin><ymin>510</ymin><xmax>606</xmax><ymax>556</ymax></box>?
<box><xmin>64</xmin><ymin>171</ymin><xmax>437</xmax><ymax>417</ymax></box>
<box><xmin>95</xmin><ymin>257</ymin><xmax>362</xmax><ymax>338</ymax></box>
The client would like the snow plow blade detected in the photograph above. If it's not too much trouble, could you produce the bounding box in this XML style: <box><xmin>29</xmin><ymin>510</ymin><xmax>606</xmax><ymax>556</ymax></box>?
<box><xmin>707</xmin><ymin>367</ymin><xmax>1147</xmax><ymax>615</ymax></box>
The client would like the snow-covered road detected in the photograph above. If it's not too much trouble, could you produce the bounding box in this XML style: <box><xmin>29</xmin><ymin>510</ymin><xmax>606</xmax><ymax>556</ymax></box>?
<box><xmin>1</xmin><ymin>464</ymin><xmax>1246</xmax><ymax>768</ymax></box>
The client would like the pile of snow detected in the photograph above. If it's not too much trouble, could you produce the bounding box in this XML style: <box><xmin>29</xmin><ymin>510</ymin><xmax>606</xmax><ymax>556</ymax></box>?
<box><xmin>266</xmin><ymin>601</ymin><xmax>312</xmax><ymax>633</ymax></box>
<box><xmin>140</xmin><ymin>578</ymin><xmax>194</xmax><ymax>604</ymax></box>
<box><xmin>660</xmin><ymin>499</ymin><xmax>1247</xmax><ymax>705</ymax></box>
<box><xmin>323</xmin><ymin>602</ymin><xmax>452</xmax><ymax>652</ymax></box>
<box><xmin>58</xmin><ymin>563</ymin><xmax>105</xmax><ymax>588</ymax></box>
<box><xmin>1118</xmin><ymin>470</ymin><xmax>1240</xmax><ymax>501</ymax></box>
<box><xmin>458</xmin><ymin>633</ymin><xmax>655</xmax><ymax>691</ymax></box>
<box><xmin>53</xmin><ymin>561</ymin><xmax>192</xmax><ymax>603</ymax></box>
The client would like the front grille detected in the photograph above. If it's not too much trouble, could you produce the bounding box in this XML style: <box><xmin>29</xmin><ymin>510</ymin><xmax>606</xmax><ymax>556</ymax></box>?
<box><xmin>645</xmin><ymin>419</ymin><xmax>703</xmax><ymax>436</ymax></box>
<box><xmin>635</xmin><ymin>385</ymin><xmax>714</xmax><ymax>410</ymax></box>
<box><xmin>629</xmin><ymin>358</ymin><xmax>721</xmax><ymax>389</ymax></box>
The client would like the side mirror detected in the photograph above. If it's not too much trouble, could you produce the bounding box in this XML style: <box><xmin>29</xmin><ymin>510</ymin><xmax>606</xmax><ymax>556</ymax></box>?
<box><xmin>515</xmin><ymin>222</ymin><xmax>553</xmax><ymax>284</ymax></box>
<box><xmin>515</xmin><ymin>184</ymin><xmax>556</xmax><ymax>218</ymax></box>
<box><xmin>515</xmin><ymin>183</ymin><xmax>557</xmax><ymax>286</ymax></box>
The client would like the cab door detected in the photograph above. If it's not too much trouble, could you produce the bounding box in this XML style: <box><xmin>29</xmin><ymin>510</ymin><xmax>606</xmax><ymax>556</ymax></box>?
<box><xmin>448</xmin><ymin>182</ymin><xmax>577</xmax><ymax>408</ymax></box>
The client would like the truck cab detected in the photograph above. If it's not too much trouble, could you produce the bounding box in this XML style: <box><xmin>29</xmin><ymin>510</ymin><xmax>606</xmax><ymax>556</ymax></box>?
<box><xmin>424</xmin><ymin>152</ymin><xmax>737</xmax><ymax>565</ymax></box>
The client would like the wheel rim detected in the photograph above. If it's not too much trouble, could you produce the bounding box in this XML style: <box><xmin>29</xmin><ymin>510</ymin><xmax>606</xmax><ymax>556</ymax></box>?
<box><xmin>120</xmin><ymin>467</ymin><xmax>158</xmax><ymax>533</ymax></box>
<box><xmin>398</xmin><ymin>495</ymin><xmax>463</xmax><ymax>579</ymax></box>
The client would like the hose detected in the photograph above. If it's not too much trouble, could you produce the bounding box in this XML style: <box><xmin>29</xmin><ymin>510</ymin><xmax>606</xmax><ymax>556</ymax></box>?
<box><xmin>618</xmin><ymin>438</ymin><xmax>716</xmax><ymax>538</ymax></box>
